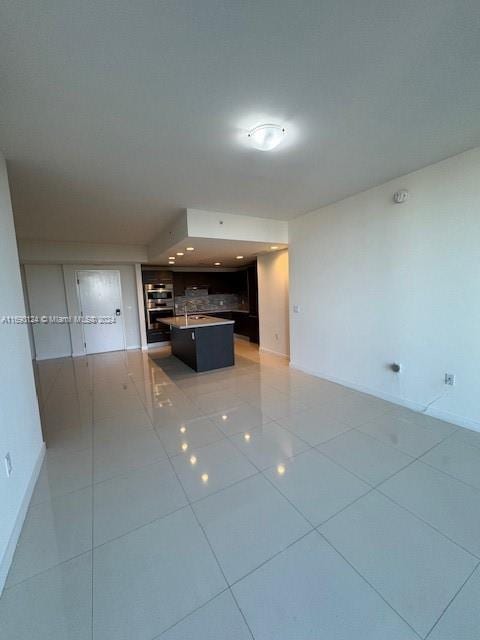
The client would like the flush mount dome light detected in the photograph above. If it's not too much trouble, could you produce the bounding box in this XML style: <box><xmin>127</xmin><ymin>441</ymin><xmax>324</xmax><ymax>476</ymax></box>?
<box><xmin>247</xmin><ymin>124</ymin><xmax>286</xmax><ymax>151</ymax></box>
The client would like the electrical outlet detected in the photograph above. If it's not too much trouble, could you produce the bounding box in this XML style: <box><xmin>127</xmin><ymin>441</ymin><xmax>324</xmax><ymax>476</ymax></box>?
<box><xmin>293</xmin><ymin>304</ymin><xmax>300</xmax><ymax>313</ymax></box>
<box><xmin>5</xmin><ymin>452</ymin><xmax>12</xmax><ymax>477</ymax></box>
<box><xmin>445</xmin><ymin>373</ymin><xmax>455</xmax><ymax>386</ymax></box>
<box><xmin>219</xmin><ymin>300</ymin><xmax>224</xmax><ymax>306</ymax></box>
<box><xmin>274</xmin><ymin>333</ymin><xmax>279</xmax><ymax>341</ymax></box>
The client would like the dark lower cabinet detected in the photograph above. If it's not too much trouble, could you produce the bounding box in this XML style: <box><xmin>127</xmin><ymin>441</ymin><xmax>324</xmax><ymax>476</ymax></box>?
<box><xmin>170</xmin><ymin>324</ymin><xmax>235</xmax><ymax>372</ymax></box>
<box><xmin>147</xmin><ymin>324</ymin><xmax>170</xmax><ymax>344</ymax></box>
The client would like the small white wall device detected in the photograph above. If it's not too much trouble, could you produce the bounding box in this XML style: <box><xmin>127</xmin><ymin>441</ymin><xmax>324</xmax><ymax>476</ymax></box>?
<box><xmin>393</xmin><ymin>189</ymin><xmax>409</xmax><ymax>204</ymax></box>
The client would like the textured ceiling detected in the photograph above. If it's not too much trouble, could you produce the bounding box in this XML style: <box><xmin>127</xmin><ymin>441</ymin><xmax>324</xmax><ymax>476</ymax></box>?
<box><xmin>1</xmin><ymin>0</ymin><xmax>479</xmax><ymax>244</ymax></box>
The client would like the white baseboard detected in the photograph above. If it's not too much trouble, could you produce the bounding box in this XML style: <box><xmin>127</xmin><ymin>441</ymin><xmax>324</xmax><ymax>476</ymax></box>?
<box><xmin>35</xmin><ymin>352</ymin><xmax>71</xmax><ymax>361</ymax></box>
<box><xmin>289</xmin><ymin>361</ymin><xmax>480</xmax><ymax>433</ymax></box>
<box><xmin>126</xmin><ymin>344</ymin><xmax>141</xmax><ymax>350</ymax></box>
<box><xmin>260</xmin><ymin>346</ymin><xmax>290</xmax><ymax>359</ymax></box>
<box><xmin>0</xmin><ymin>442</ymin><xmax>46</xmax><ymax>595</ymax></box>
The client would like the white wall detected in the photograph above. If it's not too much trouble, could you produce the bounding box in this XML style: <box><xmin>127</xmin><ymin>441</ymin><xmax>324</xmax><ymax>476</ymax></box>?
<box><xmin>258</xmin><ymin>250</ymin><xmax>290</xmax><ymax>357</ymax></box>
<box><xmin>24</xmin><ymin>265</ymin><xmax>72</xmax><ymax>360</ymax></box>
<box><xmin>186</xmin><ymin>209</ymin><xmax>289</xmax><ymax>243</ymax></box>
<box><xmin>23</xmin><ymin>264</ymin><xmax>141</xmax><ymax>359</ymax></box>
<box><xmin>20</xmin><ymin>265</ymin><xmax>35</xmax><ymax>359</ymax></box>
<box><xmin>0</xmin><ymin>154</ymin><xmax>44</xmax><ymax>593</ymax></box>
<box><xmin>289</xmin><ymin>147</ymin><xmax>480</xmax><ymax>430</ymax></box>
<box><xmin>63</xmin><ymin>264</ymin><xmax>141</xmax><ymax>356</ymax></box>
<box><xmin>18</xmin><ymin>239</ymin><xmax>147</xmax><ymax>264</ymax></box>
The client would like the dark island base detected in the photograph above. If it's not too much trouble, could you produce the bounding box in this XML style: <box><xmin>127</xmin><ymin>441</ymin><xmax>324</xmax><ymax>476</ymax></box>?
<box><xmin>170</xmin><ymin>323</ymin><xmax>235</xmax><ymax>372</ymax></box>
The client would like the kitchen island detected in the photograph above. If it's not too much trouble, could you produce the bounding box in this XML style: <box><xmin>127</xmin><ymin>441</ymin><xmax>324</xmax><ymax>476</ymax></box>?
<box><xmin>167</xmin><ymin>315</ymin><xmax>235</xmax><ymax>372</ymax></box>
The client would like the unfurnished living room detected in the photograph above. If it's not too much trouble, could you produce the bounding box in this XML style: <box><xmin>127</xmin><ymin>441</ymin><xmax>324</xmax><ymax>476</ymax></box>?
<box><xmin>1</xmin><ymin>2</ymin><xmax>480</xmax><ymax>639</ymax></box>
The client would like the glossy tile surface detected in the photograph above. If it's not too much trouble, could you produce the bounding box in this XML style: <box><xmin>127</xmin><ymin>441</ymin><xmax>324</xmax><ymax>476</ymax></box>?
<box><xmin>233</xmin><ymin>532</ymin><xmax>419</xmax><ymax>640</ymax></box>
<box><xmin>230</xmin><ymin>421</ymin><xmax>309</xmax><ymax>470</ymax></box>
<box><xmin>159</xmin><ymin>591</ymin><xmax>252</xmax><ymax>639</ymax></box>
<box><xmin>318</xmin><ymin>427</ymin><xmax>414</xmax><ymax>485</ymax></box>
<box><xmin>420</xmin><ymin>435</ymin><xmax>480</xmax><ymax>489</ymax></box>
<box><xmin>379</xmin><ymin>460</ymin><xmax>480</xmax><ymax>556</ymax></box>
<box><xmin>93</xmin><ymin>460</ymin><xmax>187</xmax><ymax>545</ymax></box>
<box><xmin>264</xmin><ymin>448</ymin><xmax>370</xmax><ymax>526</ymax></box>
<box><xmin>193</xmin><ymin>474</ymin><xmax>310</xmax><ymax>583</ymax></box>
<box><xmin>2</xmin><ymin>341</ymin><xmax>478</xmax><ymax>639</ymax></box>
<box><xmin>428</xmin><ymin>566</ymin><xmax>480</xmax><ymax>640</ymax></box>
<box><xmin>321</xmin><ymin>491</ymin><xmax>477</xmax><ymax>636</ymax></box>
<box><xmin>171</xmin><ymin>438</ymin><xmax>257</xmax><ymax>501</ymax></box>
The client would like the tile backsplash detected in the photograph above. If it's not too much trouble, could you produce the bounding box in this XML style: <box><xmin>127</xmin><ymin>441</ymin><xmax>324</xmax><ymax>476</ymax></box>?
<box><xmin>174</xmin><ymin>293</ymin><xmax>248</xmax><ymax>314</ymax></box>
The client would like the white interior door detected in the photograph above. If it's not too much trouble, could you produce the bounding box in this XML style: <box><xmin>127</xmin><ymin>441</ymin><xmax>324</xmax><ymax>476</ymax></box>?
<box><xmin>77</xmin><ymin>270</ymin><xmax>125</xmax><ymax>354</ymax></box>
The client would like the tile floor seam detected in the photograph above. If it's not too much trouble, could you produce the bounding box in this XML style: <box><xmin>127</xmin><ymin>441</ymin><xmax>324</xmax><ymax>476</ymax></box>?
<box><xmin>226</xmin><ymin>528</ymin><xmax>316</xmax><ymax>591</ymax></box>
<box><xmin>374</xmin><ymin>486</ymin><xmax>480</xmax><ymax>562</ymax></box>
<box><xmin>223</xmin><ymin>424</ymin><xmax>315</xmax><ymax>471</ymax></box>
<box><xmin>220</xmin><ymin>427</ymin><xmax>320</xmax><ymax>531</ymax></box>
<box><xmin>155</xmin><ymin>415</ymin><xmax>253</xmax><ymax>639</ymax></box>
<box><xmin>3</xmin><ymin>549</ymin><xmax>93</xmax><ymax>593</ymax></box>
<box><xmin>359</xmin><ymin>419</ymin><xmax>480</xmax><ymax>492</ymax></box>
<box><xmin>316</xmin><ymin>530</ymin><xmax>424</xmax><ymax>640</ymax></box>
<box><xmin>418</xmin><ymin>456</ymin><xmax>480</xmax><ymax>494</ymax></box>
<box><xmin>352</xmin><ymin>420</ymin><xmax>457</xmax><ymax>460</ymax></box>
<box><xmin>310</xmin><ymin>487</ymin><xmax>376</xmax><ymax>529</ymax></box>
<box><xmin>310</xmin><ymin>441</ymin><xmax>389</xmax><ymax>488</ymax></box>
<box><xmin>150</xmin><ymin>586</ymin><xmax>232</xmax><ymax>639</ymax></box>
<box><xmin>423</xmin><ymin>559</ymin><xmax>480</xmax><ymax>639</ymax></box>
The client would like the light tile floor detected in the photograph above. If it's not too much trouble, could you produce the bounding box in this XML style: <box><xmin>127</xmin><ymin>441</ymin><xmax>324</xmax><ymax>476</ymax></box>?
<box><xmin>1</xmin><ymin>341</ymin><xmax>480</xmax><ymax>639</ymax></box>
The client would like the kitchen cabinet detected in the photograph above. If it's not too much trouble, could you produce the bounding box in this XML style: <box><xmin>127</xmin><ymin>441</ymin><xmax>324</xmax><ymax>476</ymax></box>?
<box><xmin>170</xmin><ymin>321</ymin><xmax>235</xmax><ymax>372</ymax></box>
<box><xmin>142</xmin><ymin>269</ymin><xmax>173</xmax><ymax>284</ymax></box>
<box><xmin>172</xmin><ymin>270</ymin><xmax>248</xmax><ymax>296</ymax></box>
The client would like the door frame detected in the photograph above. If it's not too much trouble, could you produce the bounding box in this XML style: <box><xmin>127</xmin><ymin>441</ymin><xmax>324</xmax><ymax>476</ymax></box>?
<box><xmin>75</xmin><ymin>269</ymin><xmax>127</xmax><ymax>355</ymax></box>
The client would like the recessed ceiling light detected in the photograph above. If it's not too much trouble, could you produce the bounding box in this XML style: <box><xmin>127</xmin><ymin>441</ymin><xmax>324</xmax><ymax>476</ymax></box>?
<box><xmin>236</xmin><ymin>255</ymin><xmax>244</xmax><ymax>260</ymax></box>
<box><xmin>270</xmin><ymin>246</ymin><xmax>279</xmax><ymax>250</ymax></box>
<box><xmin>214</xmin><ymin>262</ymin><xmax>221</xmax><ymax>266</ymax></box>
<box><xmin>169</xmin><ymin>256</ymin><xmax>175</xmax><ymax>260</ymax></box>
<box><xmin>168</xmin><ymin>261</ymin><xmax>175</xmax><ymax>265</ymax></box>
<box><xmin>186</xmin><ymin>247</ymin><xmax>195</xmax><ymax>251</ymax></box>
<box><xmin>248</xmin><ymin>124</ymin><xmax>286</xmax><ymax>151</ymax></box>
<box><xmin>176</xmin><ymin>252</ymin><xmax>184</xmax><ymax>256</ymax></box>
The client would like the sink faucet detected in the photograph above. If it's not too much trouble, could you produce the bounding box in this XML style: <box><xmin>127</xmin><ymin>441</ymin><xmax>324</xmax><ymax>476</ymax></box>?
<box><xmin>183</xmin><ymin>300</ymin><xmax>194</xmax><ymax>324</ymax></box>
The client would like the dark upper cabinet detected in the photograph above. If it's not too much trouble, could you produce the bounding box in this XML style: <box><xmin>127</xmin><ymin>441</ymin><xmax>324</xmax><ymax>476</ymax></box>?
<box><xmin>173</xmin><ymin>273</ymin><xmax>185</xmax><ymax>296</ymax></box>
<box><xmin>172</xmin><ymin>270</ymin><xmax>249</xmax><ymax>296</ymax></box>
<box><xmin>142</xmin><ymin>269</ymin><xmax>173</xmax><ymax>284</ymax></box>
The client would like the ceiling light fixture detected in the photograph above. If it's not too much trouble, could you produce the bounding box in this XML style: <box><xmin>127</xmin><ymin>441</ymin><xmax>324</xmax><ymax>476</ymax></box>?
<box><xmin>247</xmin><ymin>124</ymin><xmax>286</xmax><ymax>151</ymax></box>
<box><xmin>168</xmin><ymin>261</ymin><xmax>175</xmax><ymax>265</ymax></box>
<box><xmin>169</xmin><ymin>256</ymin><xmax>175</xmax><ymax>260</ymax></box>
<box><xmin>236</xmin><ymin>255</ymin><xmax>244</xmax><ymax>260</ymax></box>
<box><xmin>214</xmin><ymin>262</ymin><xmax>221</xmax><ymax>266</ymax></box>
<box><xmin>186</xmin><ymin>247</ymin><xmax>195</xmax><ymax>251</ymax></box>
<box><xmin>176</xmin><ymin>252</ymin><xmax>184</xmax><ymax>256</ymax></box>
<box><xmin>270</xmin><ymin>246</ymin><xmax>279</xmax><ymax>250</ymax></box>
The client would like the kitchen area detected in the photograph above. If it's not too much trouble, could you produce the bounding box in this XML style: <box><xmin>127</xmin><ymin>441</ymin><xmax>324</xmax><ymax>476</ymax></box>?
<box><xmin>142</xmin><ymin>264</ymin><xmax>259</xmax><ymax>371</ymax></box>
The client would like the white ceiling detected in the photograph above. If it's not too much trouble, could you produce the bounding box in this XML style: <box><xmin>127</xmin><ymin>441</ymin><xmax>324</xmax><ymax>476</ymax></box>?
<box><xmin>1</xmin><ymin>1</ymin><xmax>479</xmax><ymax>245</ymax></box>
<box><xmin>152</xmin><ymin>238</ymin><xmax>288</xmax><ymax>268</ymax></box>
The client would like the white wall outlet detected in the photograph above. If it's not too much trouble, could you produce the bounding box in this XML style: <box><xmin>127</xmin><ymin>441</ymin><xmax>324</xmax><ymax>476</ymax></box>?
<box><xmin>293</xmin><ymin>304</ymin><xmax>300</xmax><ymax>313</ymax></box>
<box><xmin>5</xmin><ymin>452</ymin><xmax>12</xmax><ymax>477</ymax></box>
<box><xmin>445</xmin><ymin>373</ymin><xmax>455</xmax><ymax>386</ymax></box>
<box><xmin>219</xmin><ymin>300</ymin><xmax>224</xmax><ymax>306</ymax></box>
